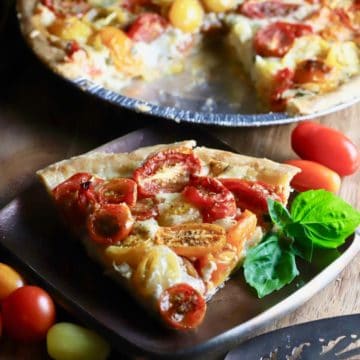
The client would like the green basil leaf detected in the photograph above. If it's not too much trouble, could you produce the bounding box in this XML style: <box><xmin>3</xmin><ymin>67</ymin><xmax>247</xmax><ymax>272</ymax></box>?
<box><xmin>267</xmin><ymin>198</ymin><xmax>293</xmax><ymax>230</ymax></box>
<box><xmin>285</xmin><ymin>223</ymin><xmax>313</xmax><ymax>261</ymax></box>
<box><xmin>290</xmin><ymin>190</ymin><xmax>360</xmax><ymax>248</ymax></box>
<box><xmin>244</xmin><ymin>233</ymin><xmax>299</xmax><ymax>298</ymax></box>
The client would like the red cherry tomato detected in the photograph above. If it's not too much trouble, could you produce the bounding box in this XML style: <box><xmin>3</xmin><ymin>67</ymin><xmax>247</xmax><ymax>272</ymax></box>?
<box><xmin>284</xmin><ymin>159</ymin><xmax>341</xmax><ymax>193</ymax></box>
<box><xmin>294</xmin><ymin>59</ymin><xmax>331</xmax><ymax>84</ymax></box>
<box><xmin>87</xmin><ymin>203</ymin><xmax>134</xmax><ymax>245</ymax></box>
<box><xmin>220</xmin><ymin>178</ymin><xmax>284</xmax><ymax>215</ymax></box>
<box><xmin>127</xmin><ymin>13</ymin><xmax>168</xmax><ymax>43</ymax></box>
<box><xmin>97</xmin><ymin>178</ymin><xmax>137</xmax><ymax>206</ymax></box>
<box><xmin>2</xmin><ymin>286</ymin><xmax>56</xmax><ymax>342</ymax></box>
<box><xmin>254</xmin><ymin>21</ymin><xmax>312</xmax><ymax>57</ymax></box>
<box><xmin>158</xmin><ymin>283</ymin><xmax>206</xmax><ymax>330</ymax></box>
<box><xmin>291</xmin><ymin>121</ymin><xmax>360</xmax><ymax>176</ymax></box>
<box><xmin>182</xmin><ymin>176</ymin><xmax>237</xmax><ymax>222</ymax></box>
<box><xmin>239</xmin><ymin>1</ymin><xmax>299</xmax><ymax>18</ymax></box>
<box><xmin>130</xmin><ymin>198</ymin><xmax>158</xmax><ymax>220</ymax></box>
<box><xmin>52</xmin><ymin>173</ymin><xmax>102</xmax><ymax>224</ymax></box>
<box><xmin>133</xmin><ymin>149</ymin><xmax>201</xmax><ymax>197</ymax></box>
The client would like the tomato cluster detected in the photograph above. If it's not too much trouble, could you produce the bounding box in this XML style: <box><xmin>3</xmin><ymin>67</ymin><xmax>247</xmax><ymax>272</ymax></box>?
<box><xmin>0</xmin><ymin>262</ymin><xmax>110</xmax><ymax>359</ymax></box>
<box><xmin>287</xmin><ymin>121</ymin><xmax>359</xmax><ymax>193</ymax></box>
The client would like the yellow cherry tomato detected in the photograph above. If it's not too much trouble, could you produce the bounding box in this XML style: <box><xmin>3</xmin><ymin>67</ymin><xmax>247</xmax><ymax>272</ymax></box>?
<box><xmin>202</xmin><ymin>0</ymin><xmax>237</xmax><ymax>12</ymax></box>
<box><xmin>0</xmin><ymin>263</ymin><xmax>24</xmax><ymax>301</ymax></box>
<box><xmin>169</xmin><ymin>0</ymin><xmax>204</xmax><ymax>33</ymax></box>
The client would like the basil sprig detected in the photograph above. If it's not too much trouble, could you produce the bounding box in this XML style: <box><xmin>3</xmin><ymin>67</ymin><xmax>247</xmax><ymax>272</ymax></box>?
<box><xmin>243</xmin><ymin>190</ymin><xmax>360</xmax><ymax>298</ymax></box>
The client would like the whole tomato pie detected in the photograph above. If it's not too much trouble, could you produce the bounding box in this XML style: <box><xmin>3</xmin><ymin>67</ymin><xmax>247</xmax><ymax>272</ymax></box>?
<box><xmin>37</xmin><ymin>141</ymin><xmax>299</xmax><ymax>330</ymax></box>
<box><xmin>19</xmin><ymin>0</ymin><xmax>360</xmax><ymax>114</ymax></box>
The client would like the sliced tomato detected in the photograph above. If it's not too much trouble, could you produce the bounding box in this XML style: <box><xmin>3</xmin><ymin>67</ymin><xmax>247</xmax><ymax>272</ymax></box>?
<box><xmin>97</xmin><ymin>178</ymin><xmax>137</xmax><ymax>206</ymax></box>
<box><xmin>52</xmin><ymin>173</ymin><xmax>101</xmax><ymax>224</ymax></box>
<box><xmin>133</xmin><ymin>149</ymin><xmax>201</xmax><ymax>197</ymax></box>
<box><xmin>65</xmin><ymin>40</ymin><xmax>81</xmax><ymax>57</ymax></box>
<box><xmin>127</xmin><ymin>13</ymin><xmax>168</xmax><ymax>43</ymax></box>
<box><xmin>130</xmin><ymin>198</ymin><xmax>158</xmax><ymax>220</ymax></box>
<box><xmin>87</xmin><ymin>204</ymin><xmax>134</xmax><ymax>245</ymax></box>
<box><xmin>270</xmin><ymin>67</ymin><xmax>294</xmax><ymax>111</ymax></box>
<box><xmin>254</xmin><ymin>21</ymin><xmax>312</xmax><ymax>57</ymax></box>
<box><xmin>41</xmin><ymin>0</ymin><xmax>90</xmax><ymax>16</ymax></box>
<box><xmin>239</xmin><ymin>1</ymin><xmax>299</xmax><ymax>18</ymax></box>
<box><xmin>182</xmin><ymin>176</ymin><xmax>237</xmax><ymax>222</ymax></box>
<box><xmin>294</xmin><ymin>59</ymin><xmax>331</xmax><ymax>84</ymax></box>
<box><xmin>158</xmin><ymin>283</ymin><xmax>206</xmax><ymax>330</ymax></box>
<box><xmin>220</xmin><ymin>178</ymin><xmax>284</xmax><ymax>215</ymax></box>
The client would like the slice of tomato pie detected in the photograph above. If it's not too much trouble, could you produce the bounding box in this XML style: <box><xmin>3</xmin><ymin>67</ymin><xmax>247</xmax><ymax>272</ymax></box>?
<box><xmin>37</xmin><ymin>141</ymin><xmax>299</xmax><ymax>330</ymax></box>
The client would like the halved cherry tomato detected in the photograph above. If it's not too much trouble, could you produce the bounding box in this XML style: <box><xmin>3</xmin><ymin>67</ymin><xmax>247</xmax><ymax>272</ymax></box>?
<box><xmin>130</xmin><ymin>197</ymin><xmax>158</xmax><ymax>220</ymax></box>
<box><xmin>270</xmin><ymin>67</ymin><xmax>294</xmax><ymax>111</ymax></box>
<box><xmin>87</xmin><ymin>203</ymin><xmax>134</xmax><ymax>245</ymax></box>
<box><xmin>294</xmin><ymin>59</ymin><xmax>331</xmax><ymax>84</ymax></box>
<box><xmin>158</xmin><ymin>283</ymin><xmax>206</xmax><ymax>330</ymax></box>
<box><xmin>239</xmin><ymin>1</ymin><xmax>299</xmax><ymax>18</ymax></box>
<box><xmin>291</xmin><ymin>121</ymin><xmax>360</xmax><ymax>176</ymax></box>
<box><xmin>133</xmin><ymin>149</ymin><xmax>201</xmax><ymax>197</ymax></box>
<box><xmin>220</xmin><ymin>178</ymin><xmax>284</xmax><ymax>215</ymax></box>
<box><xmin>182</xmin><ymin>176</ymin><xmax>237</xmax><ymax>222</ymax></box>
<box><xmin>284</xmin><ymin>159</ymin><xmax>341</xmax><ymax>193</ymax></box>
<box><xmin>254</xmin><ymin>21</ymin><xmax>312</xmax><ymax>57</ymax></box>
<box><xmin>127</xmin><ymin>13</ymin><xmax>168</xmax><ymax>43</ymax></box>
<box><xmin>227</xmin><ymin>210</ymin><xmax>257</xmax><ymax>251</ymax></box>
<box><xmin>53</xmin><ymin>173</ymin><xmax>102</xmax><ymax>225</ymax></box>
<box><xmin>97</xmin><ymin>178</ymin><xmax>137</xmax><ymax>206</ymax></box>
<box><xmin>0</xmin><ymin>263</ymin><xmax>24</xmax><ymax>301</ymax></box>
<box><xmin>2</xmin><ymin>286</ymin><xmax>56</xmax><ymax>342</ymax></box>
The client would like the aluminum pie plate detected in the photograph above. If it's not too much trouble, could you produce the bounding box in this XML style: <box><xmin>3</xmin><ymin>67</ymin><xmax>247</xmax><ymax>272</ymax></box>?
<box><xmin>16</xmin><ymin>0</ymin><xmax>360</xmax><ymax>127</ymax></box>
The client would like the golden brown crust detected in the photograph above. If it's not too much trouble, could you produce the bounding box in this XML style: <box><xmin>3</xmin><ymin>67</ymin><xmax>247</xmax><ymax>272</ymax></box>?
<box><xmin>287</xmin><ymin>75</ymin><xmax>360</xmax><ymax>115</ymax></box>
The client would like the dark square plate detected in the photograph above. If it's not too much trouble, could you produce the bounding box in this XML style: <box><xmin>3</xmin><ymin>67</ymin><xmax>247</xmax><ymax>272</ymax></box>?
<box><xmin>0</xmin><ymin>126</ymin><xmax>359</xmax><ymax>359</ymax></box>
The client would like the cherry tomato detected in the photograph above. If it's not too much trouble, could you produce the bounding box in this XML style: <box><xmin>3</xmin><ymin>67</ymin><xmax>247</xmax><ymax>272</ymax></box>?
<box><xmin>182</xmin><ymin>176</ymin><xmax>236</xmax><ymax>222</ymax></box>
<box><xmin>220</xmin><ymin>178</ymin><xmax>284</xmax><ymax>215</ymax></box>
<box><xmin>47</xmin><ymin>322</ymin><xmax>110</xmax><ymax>360</ymax></box>
<box><xmin>127</xmin><ymin>13</ymin><xmax>168</xmax><ymax>43</ymax></box>
<box><xmin>97</xmin><ymin>178</ymin><xmax>137</xmax><ymax>206</ymax></box>
<box><xmin>53</xmin><ymin>173</ymin><xmax>101</xmax><ymax>225</ymax></box>
<box><xmin>158</xmin><ymin>283</ymin><xmax>206</xmax><ymax>330</ymax></box>
<box><xmin>291</xmin><ymin>121</ymin><xmax>360</xmax><ymax>176</ymax></box>
<box><xmin>254</xmin><ymin>21</ymin><xmax>312</xmax><ymax>57</ymax></box>
<box><xmin>270</xmin><ymin>67</ymin><xmax>294</xmax><ymax>111</ymax></box>
<box><xmin>239</xmin><ymin>1</ymin><xmax>299</xmax><ymax>18</ymax></box>
<box><xmin>133</xmin><ymin>149</ymin><xmax>201</xmax><ymax>197</ymax></box>
<box><xmin>87</xmin><ymin>203</ymin><xmax>134</xmax><ymax>245</ymax></box>
<box><xmin>130</xmin><ymin>197</ymin><xmax>158</xmax><ymax>220</ymax></box>
<box><xmin>294</xmin><ymin>59</ymin><xmax>331</xmax><ymax>84</ymax></box>
<box><xmin>0</xmin><ymin>263</ymin><xmax>24</xmax><ymax>301</ymax></box>
<box><xmin>2</xmin><ymin>286</ymin><xmax>56</xmax><ymax>342</ymax></box>
<box><xmin>284</xmin><ymin>159</ymin><xmax>341</xmax><ymax>193</ymax></box>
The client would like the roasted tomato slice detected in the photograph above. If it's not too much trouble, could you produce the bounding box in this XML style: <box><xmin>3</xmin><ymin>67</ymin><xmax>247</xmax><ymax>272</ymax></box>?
<box><xmin>182</xmin><ymin>176</ymin><xmax>237</xmax><ymax>222</ymax></box>
<box><xmin>130</xmin><ymin>198</ymin><xmax>158</xmax><ymax>220</ymax></box>
<box><xmin>97</xmin><ymin>178</ymin><xmax>137</xmax><ymax>206</ymax></box>
<box><xmin>127</xmin><ymin>13</ymin><xmax>168</xmax><ymax>43</ymax></box>
<box><xmin>293</xmin><ymin>59</ymin><xmax>331</xmax><ymax>84</ymax></box>
<box><xmin>220</xmin><ymin>178</ymin><xmax>285</xmax><ymax>215</ymax></box>
<box><xmin>52</xmin><ymin>173</ymin><xmax>101</xmax><ymax>224</ymax></box>
<box><xmin>87</xmin><ymin>204</ymin><xmax>134</xmax><ymax>245</ymax></box>
<box><xmin>133</xmin><ymin>149</ymin><xmax>201</xmax><ymax>197</ymax></box>
<box><xmin>254</xmin><ymin>21</ymin><xmax>312</xmax><ymax>57</ymax></box>
<box><xmin>239</xmin><ymin>0</ymin><xmax>299</xmax><ymax>18</ymax></box>
<box><xmin>270</xmin><ymin>67</ymin><xmax>294</xmax><ymax>111</ymax></box>
<box><xmin>41</xmin><ymin>0</ymin><xmax>90</xmax><ymax>16</ymax></box>
<box><xmin>158</xmin><ymin>283</ymin><xmax>206</xmax><ymax>330</ymax></box>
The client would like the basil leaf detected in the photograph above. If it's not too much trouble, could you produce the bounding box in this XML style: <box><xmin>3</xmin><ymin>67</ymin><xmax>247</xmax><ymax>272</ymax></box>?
<box><xmin>290</xmin><ymin>190</ymin><xmax>360</xmax><ymax>248</ymax></box>
<box><xmin>267</xmin><ymin>198</ymin><xmax>293</xmax><ymax>231</ymax></box>
<box><xmin>244</xmin><ymin>233</ymin><xmax>299</xmax><ymax>298</ymax></box>
<box><xmin>285</xmin><ymin>223</ymin><xmax>313</xmax><ymax>261</ymax></box>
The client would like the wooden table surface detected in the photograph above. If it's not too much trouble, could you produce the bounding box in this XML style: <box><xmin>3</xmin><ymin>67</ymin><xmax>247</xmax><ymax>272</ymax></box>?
<box><xmin>0</xmin><ymin>7</ymin><xmax>359</xmax><ymax>359</ymax></box>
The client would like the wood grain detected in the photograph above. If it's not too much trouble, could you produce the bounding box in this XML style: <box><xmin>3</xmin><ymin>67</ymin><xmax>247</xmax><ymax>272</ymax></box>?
<box><xmin>0</xmin><ymin>9</ymin><xmax>359</xmax><ymax>358</ymax></box>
